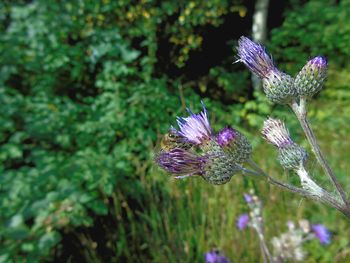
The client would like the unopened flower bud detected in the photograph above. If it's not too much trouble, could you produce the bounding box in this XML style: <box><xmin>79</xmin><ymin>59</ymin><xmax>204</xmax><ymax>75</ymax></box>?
<box><xmin>216</xmin><ymin>127</ymin><xmax>252</xmax><ymax>164</ymax></box>
<box><xmin>295</xmin><ymin>56</ymin><xmax>327</xmax><ymax>98</ymax></box>
<box><xmin>262</xmin><ymin>118</ymin><xmax>307</xmax><ymax>170</ymax></box>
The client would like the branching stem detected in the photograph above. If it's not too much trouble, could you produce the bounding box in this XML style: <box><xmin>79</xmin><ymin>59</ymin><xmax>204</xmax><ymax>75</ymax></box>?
<box><xmin>291</xmin><ymin>98</ymin><xmax>349</xmax><ymax>209</ymax></box>
<box><xmin>246</xmin><ymin>159</ymin><xmax>350</xmax><ymax>219</ymax></box>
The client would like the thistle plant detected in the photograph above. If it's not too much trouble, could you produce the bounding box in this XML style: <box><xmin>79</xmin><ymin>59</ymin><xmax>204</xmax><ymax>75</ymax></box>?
<box><xmin>155</xmin><ymin>36</ymin><xmax>350</xmax><ymax>220</ymax></box>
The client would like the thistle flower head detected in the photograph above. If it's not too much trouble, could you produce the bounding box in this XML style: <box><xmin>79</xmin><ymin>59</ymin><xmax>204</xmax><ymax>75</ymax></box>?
<box><xmin>205</xmin><ymin>250</ymin><xmax>230</xmax><ymax>263</ymax></box>
<box><xmin>236</xmin><ymin>36</ymin><xmax>276</xmax><ymax>79</ymax></box>
<box><xmin>176</xmin><ymin>101</ymin><xmax>212</xmax><ymax>145</ymax></box>
<box><xmin>155</xmin><ymin>148</ymin><xmax>206</xmax><ymax>177</ymax></box>
<box><xmin>312</xmin><ymin>224</ymin><xmax>331</xmax><ymax>245</ymax></box>
<box><xmin>156</xmin><ymin>142</ymin><xmax>241</xmax><ymax>185</ymax></box>
<box><xmin>262</xmin><ymin>118</ymin><xmax>307</xmax><ymax>170</ymax></box>
<box><xmin>262</xmin><ymin>118</ymin><xmax>293</xmax><ymax>148</ymax></box>
<box><xmin>236</xmin><ymin>213</ymin><xmax>250</xmax><ymax>230</ymax></box>
<box><xmin>216</xmin><ymin>127</ymin><xmax>252</xmax><ymax>164</ymax></box>
<box><xmin>237</xmin><ymin>36</ymin><xmax>296</xmax><ymax>104</ymax></box>
<box><xmin>295</xmin><ymin>56</ymin><xmax>327</xmax><ymax>98</ymax></box>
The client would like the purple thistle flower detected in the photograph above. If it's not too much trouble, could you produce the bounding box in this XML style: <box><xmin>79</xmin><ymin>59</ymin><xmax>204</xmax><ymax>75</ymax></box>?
<box><xmin>156</xmin><ymin>148</ymin><xmax>207</xmax><ymax>178</ymax></box>
<box><xmin>243</xmin><ymin>193</ymin><xmax>253</xmax><ymax>203</ymax></box>
<box><xmin>236</xmin><ymin>213</ymin><xmax>250</xmax><ymax>230</ymax></box>
<box><xmin>205</xmin><ymin>250</ymin><xmax>230</xmax><ymax>263</ymax></box>
<box><xmin>237</xmin><ymin>36</ymin><xmax>296</xmax><ymax>104</ymax></box>
<box><xmin>176</xmin><ymin>101</ymin><xmax>212</xmax><ymax>145</ymax></box>
<box><xmin>236</xmin><ymin>36</ymin><xmax>276</xmax><ymax>79</ymax></box>
<box><xmin>312</xmin><ymin>224</ymin><xmax>331</xmax><ymax>245</ymax></box>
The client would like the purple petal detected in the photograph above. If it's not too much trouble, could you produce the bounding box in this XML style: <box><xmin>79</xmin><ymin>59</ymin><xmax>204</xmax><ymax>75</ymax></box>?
<box><xmin>236</xmin><ymin>36</ymin><xmax>276</xmax><ymax>79</ymax></box>
<box><xmin>175</xmin><ymin>102</ymin><xmax>212</xmax><ymax>144</ymax></box>
<box><xmin>312</xmin><ymin>224</ymin><xmax>331</xmax><ymax>245</ymax></box>
<box><xmin>205</xmin><ymin>251</ymin><xmax>230</xmax><ymax>263</ymax></box>
<box><xmin>236</xmin><ymin>213</ymin><xmax>250</xmax><ymax>230</ymax></box>
<box><xmin>243</xmin><ymin>193</ymin><xmax>253</xmax><ymax>203</ymax></box>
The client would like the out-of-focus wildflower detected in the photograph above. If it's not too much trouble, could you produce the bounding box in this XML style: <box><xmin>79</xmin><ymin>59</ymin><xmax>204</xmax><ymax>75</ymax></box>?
<box><xmin>311</xmin><ymin>224</ymin><xmax>331</xmax><ymax>245</ymax></box>
<box><xmin>243</xmin><ymin>193</ymin><xmax>253</xmax><ymax>203</ymax></box>
<box><xmin>216</xmin><ymin>127</ymin><xmax>252</xmax><ymax>164</ymax></box>
<box><xmin>262</xmin><ymin>118</ymin><xmax>307</xmax><ymax>170</ymax></box>
<box><xmin>236</xmin><ymin>36</ymin><xmax>295</xmax><ymax>104</ymax></box>
<box><xmin>236</xmin><ymin>213</ymin><xmax>250</xmax><ymax>230</ymax></box>
<box><xmin>295</xmin><ymin>56</ymin><xmax>327</xmax><ymax>98</ymax></box>
<box><xmin>271</xmin><ymin>230</ymin><xmax>306</xmax><ymax>262</ymax></box>
<box><xmin>176</xmin><ymin>101</ymin><xmax>212</xmax><ymax>145</ymax></box>
<box><xmin>204</xmin><ymin>250</ymin><xmax>230</xmax><ymax>263</ymax></box>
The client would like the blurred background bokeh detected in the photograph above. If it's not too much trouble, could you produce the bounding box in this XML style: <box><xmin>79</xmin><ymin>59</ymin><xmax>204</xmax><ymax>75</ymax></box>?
<box><xmin>1</xmin><ymin>0</ymin><xmax>350</xmax><ymax>262</ymax></box>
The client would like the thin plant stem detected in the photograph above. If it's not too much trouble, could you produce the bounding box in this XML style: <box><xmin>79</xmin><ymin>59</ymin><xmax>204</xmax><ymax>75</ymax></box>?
<box><xmin>291</xmin><ymin>98</ymin><xmax>349</xmax><ymax>209</ymax></box>
<box><xmin>245</xmin><ymin>159</ymin><xmax>350</xmax><ymax>219</ymax></box>
<box><xmin>256</xmin><ymin>230</ymin><xmax>273</xmax><ymax>263</ymax></box>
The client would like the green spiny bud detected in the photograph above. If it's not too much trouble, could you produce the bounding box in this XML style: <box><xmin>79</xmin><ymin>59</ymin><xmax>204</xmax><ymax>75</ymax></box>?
<box><xmin>278</xmin><ymin>143</ymin><xmax>308</xmax><ymax>170</ymax></box>
<box><xmin>262</xmin><ymin>70</ymin><xmax>296</xmax><ymax>104</ymax></box>
<box><xmin>201</xmin><ymin>141</ymin><xmax>241</xmax><ymax>185</ymax></box>
<box><xmin>295</xmin><ymin>56</ymin><xmax>327</xmax><ymax>98</ymax></box>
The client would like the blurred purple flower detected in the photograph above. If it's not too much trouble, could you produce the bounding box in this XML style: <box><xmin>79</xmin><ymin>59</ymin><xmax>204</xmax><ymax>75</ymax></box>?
<box><xmin>243</xmin><ymin>193</ymin><xmax>253</xmax><ymax>203</ymax></box>
<box><xmin>237</xmin><ymin>213</ymin><xmax>250</xmax><ymax>230</ymax></box>
<box><xmin>205</xmin><ymin>250</ymin><xmax>229</xmax><ymax>263</ymax></box>
<box><xmin>312</xmin><ymin>224</ymin><xmax>331</xmax><ymax>245</ymax></box>
<box><xmin>176</xmin><ymin>101</ymin><xmax>212</xmax><ymax>144</ymax></box>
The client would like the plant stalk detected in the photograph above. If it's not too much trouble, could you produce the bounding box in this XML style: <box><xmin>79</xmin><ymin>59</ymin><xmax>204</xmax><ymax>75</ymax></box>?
<box><xmin>291</xmin><ymin>99</ymin><xmax>349</xmax><ymax>210</ymax></box>
<box><xmin>246</xmin><ymin>159</ymin><xmax>350</xmax><ymax>220</ymax></box>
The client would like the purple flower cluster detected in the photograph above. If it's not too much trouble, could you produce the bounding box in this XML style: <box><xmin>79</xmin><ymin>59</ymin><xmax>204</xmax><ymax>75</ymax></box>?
<box><xmin>155</xmin><ymin>102</ymin><xmax>251</xmax><ymax>184</ymax></box>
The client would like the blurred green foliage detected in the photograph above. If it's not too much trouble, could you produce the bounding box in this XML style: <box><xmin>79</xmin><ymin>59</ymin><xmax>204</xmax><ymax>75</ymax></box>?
<box><xmin>0</xmin><ymin>0</ymin><xmax>350</xmax><ymax>262</ymax></box>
